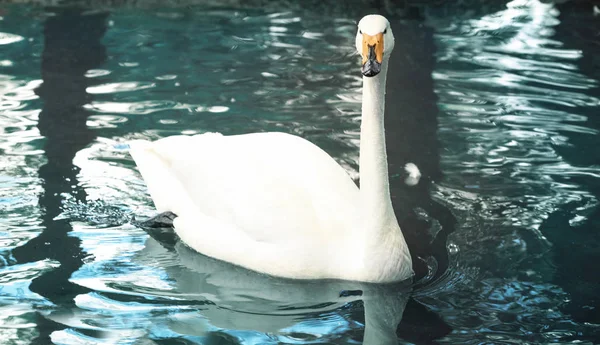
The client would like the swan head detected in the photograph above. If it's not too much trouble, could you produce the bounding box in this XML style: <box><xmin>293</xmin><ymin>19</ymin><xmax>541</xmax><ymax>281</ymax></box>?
<box><xmin>355</xmin><ymin>15</ymin><xmax>394</xmax><ymax>77</ymax></box>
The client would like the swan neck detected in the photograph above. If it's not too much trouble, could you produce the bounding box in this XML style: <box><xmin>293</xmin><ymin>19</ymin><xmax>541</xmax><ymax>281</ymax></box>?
<box><xmin>359</xmin><ymin>60</ymin><xmax>394</xmax><ymax>228</ymax></box>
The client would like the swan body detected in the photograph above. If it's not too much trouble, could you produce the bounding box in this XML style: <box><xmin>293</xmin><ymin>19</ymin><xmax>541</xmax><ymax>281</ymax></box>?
<box><xmin>130</xmin><ymin>14</ymin><xmax>413</xmax><ymax>283</ymax></box>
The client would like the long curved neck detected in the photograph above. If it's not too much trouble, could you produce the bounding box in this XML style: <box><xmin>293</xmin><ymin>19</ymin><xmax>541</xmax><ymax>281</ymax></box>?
<box><xmin>359</xmin><ymin>59</ymin><xmax>395</xmax><ymax>231</ymax></box>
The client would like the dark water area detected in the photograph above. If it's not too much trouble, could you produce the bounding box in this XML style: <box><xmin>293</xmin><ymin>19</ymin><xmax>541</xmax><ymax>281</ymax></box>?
<box><xmin>0</xmin><ymin>0</ymin><xmax>599</xmax><ymax>344</ymax></box>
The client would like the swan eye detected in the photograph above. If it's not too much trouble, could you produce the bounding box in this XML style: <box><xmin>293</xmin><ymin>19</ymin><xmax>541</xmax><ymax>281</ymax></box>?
<box><xmin>359</xmin><ymin>29</ymin><xmax>362</xmax><ymax>34</ymax></box>
<box><xmin>384</xmin><ymin>29</ymin><xmax>387</xmax><ymax>34</ymax></box>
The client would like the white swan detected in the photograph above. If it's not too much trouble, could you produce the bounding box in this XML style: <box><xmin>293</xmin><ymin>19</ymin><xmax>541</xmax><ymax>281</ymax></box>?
<box><xmin>130</xmin><ymin>14</ymin><xmax>413</xmax><ymax>283</ymax></box>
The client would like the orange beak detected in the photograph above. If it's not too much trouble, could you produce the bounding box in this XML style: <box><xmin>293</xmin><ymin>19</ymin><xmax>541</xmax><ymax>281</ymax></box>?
<box><xmin>361</xmin><ymin>33</ymin><xmax>384</xmax><ymax>77</ymax></box>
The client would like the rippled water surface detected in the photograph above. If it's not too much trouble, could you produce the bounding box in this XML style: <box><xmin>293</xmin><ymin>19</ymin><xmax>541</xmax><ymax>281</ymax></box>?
<box><xmin>1</xmin><ymin>1</ymin><xmax>599</xmax><ymax>344</ymax></box>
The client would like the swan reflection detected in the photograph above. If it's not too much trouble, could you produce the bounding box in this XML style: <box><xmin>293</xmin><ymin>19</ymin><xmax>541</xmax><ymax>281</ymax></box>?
<box><xmin>135</xmin><ymin>233</ymin><xmax>410</xmax><ymax>344</ymax></box>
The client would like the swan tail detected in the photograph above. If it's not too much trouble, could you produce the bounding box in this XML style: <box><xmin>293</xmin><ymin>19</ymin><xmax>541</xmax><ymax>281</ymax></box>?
<box><xmin>129</xmin><ymin>140</ymin><xmax>190</xmax><ymax>214</ymax></box>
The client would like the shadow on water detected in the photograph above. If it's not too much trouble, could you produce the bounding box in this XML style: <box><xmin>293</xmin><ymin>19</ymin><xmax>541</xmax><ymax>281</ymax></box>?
<box><xmin>540</xmin><ymin>0</ymin><xmax>600</xmax><ymax>325</ymax></box>
<box><xmin>9</xmin><ymin>8</ymin><xmax>108</xmax><ymax>343</ymax></box>
<box><xmin>384</xmin><ymin>12</ymin><xmax>455</xmax><ymax>283</ymax></box>
<box><xmin>377</xmin><ymin>7</ymin><xmax>457</xmax><ymax>344</ymax></box>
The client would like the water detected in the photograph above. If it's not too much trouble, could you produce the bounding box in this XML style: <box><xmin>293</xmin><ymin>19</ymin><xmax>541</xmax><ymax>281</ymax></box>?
<box><xmin>1</xmin><ymin>1</ymin><xmax>599</xmax><ymax>344</ymax></box>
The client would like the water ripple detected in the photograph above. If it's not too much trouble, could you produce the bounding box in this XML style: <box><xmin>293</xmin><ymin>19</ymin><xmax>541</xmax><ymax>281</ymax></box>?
<box><xmin>423</xmin><ymin>0</ymin><xmax>600</xmax><ymax>342</ymax></box>
<box><xmin>433</xmin><ymin>0</ymin><xmax>598</xmax><ymax>237</ymax></box>
<box><xmin>86</xmin><ymin>82</ymin><xmax>156</xmax><ymax>95</ymax></box>
<box><xmin>1</xmin><ymin>2</ymin><xmax>599</xmax><ymax>345</ymax></box>
<box><xmin>0</xmin><ymin>32</ymin><xmax>24</xmax><ymax>45</ymax></box>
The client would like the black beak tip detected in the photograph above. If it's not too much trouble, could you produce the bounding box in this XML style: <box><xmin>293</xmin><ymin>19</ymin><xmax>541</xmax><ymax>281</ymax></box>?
<box><xmin>361</xmin><ymin>59</ymin><xmax>382</xmax><ymax>77</ymax></box>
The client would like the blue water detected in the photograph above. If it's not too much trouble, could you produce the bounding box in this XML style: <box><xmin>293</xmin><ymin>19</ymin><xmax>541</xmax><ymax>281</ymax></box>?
<box><xmin>1</xmin><ymin>1</ymin><xmax>599</xmax><ymax>344</ymax></box>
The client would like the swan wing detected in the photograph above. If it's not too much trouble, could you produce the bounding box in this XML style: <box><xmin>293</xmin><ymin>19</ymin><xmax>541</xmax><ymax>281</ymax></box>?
<box><xmin>130</xmin><ymin>132</ymin><xmax>359</xmax><ymax>245</ymax></box>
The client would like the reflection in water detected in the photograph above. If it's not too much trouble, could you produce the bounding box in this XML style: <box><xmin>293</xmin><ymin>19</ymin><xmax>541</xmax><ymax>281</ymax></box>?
<box><xmin>9</xmin><ymin>8</ymin><xmax>108</xmax><ymax>343</ymax></box>
<box><xmin>135</xmin><ymin>233</ymin><xmax>411</xmax><ymax>345</ymax></box>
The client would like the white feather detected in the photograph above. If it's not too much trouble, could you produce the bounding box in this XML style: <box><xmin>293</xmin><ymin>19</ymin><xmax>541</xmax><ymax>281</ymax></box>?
<box><xmin>404</xmin><ymin>163</ymin><xmax>421</xmax><ymax>186</ymax></box>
